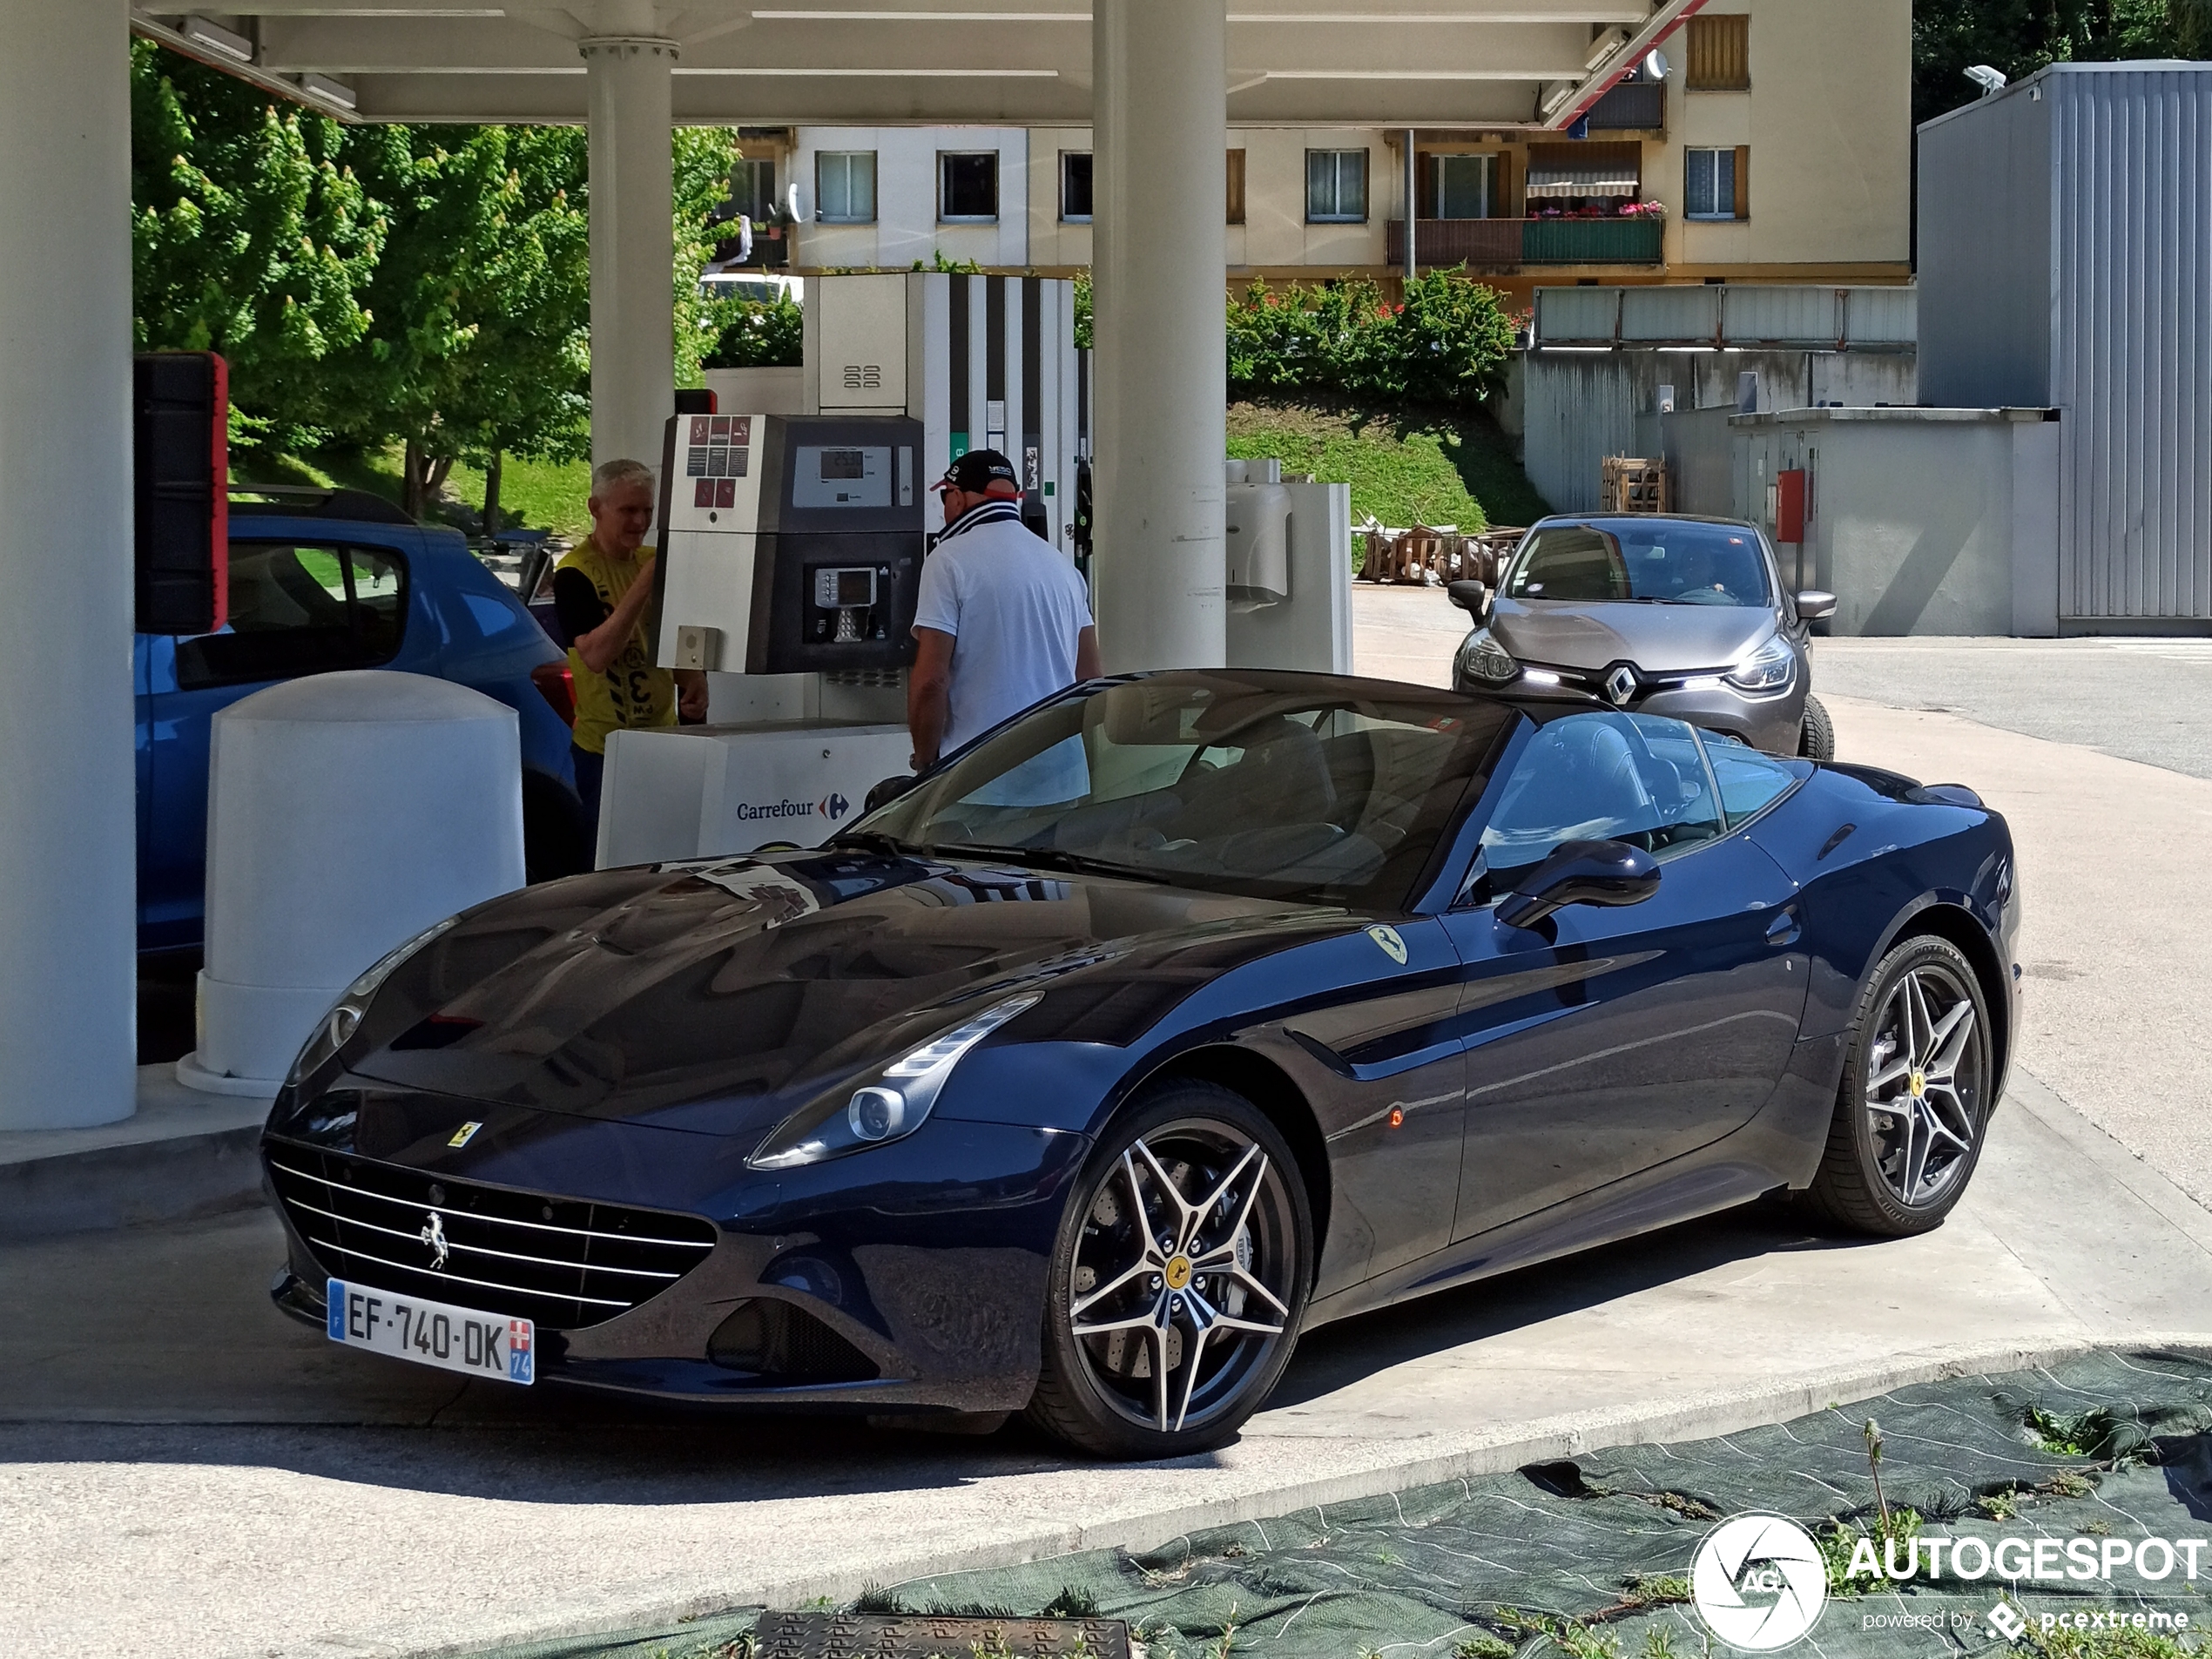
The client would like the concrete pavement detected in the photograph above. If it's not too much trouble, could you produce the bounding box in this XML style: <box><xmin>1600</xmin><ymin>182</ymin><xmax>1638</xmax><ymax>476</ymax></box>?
<box><xmin>3</xmin><ymin>588</ymin><xmax>2207</xmax><ymax>1659</ymax></box>
<box><xmin>3</xmin><ymin>1070</ymin><xmax>2209</xmax><ymax>1659</ymax></box>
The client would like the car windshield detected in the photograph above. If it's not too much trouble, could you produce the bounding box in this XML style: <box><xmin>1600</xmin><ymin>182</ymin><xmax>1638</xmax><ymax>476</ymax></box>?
<box><xmin>1504</xmin><ymin>522</ymin><xmax>1772</xmax><ymax>608</ymax></box>
<box><xmin>853</xmin><ymin>673</ymin><xmax>1513</xmax><ymax>908</ymax></box>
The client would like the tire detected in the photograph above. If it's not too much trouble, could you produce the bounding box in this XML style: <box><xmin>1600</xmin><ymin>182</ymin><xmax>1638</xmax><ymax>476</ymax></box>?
<box><xmin>1027</xmin><ymin>1080</ymin><xmax>1313</xmax><ymax>1459</ymax></box>
<box><xmin>1801</xmin><ymin>934</ymin><xmax>1994</xmax><ymax>1237</ymax></box>
<box><xmin>1798</xmin><ymin>692</ymin><xmax>1836</xmax><ymax>761</ymax></box>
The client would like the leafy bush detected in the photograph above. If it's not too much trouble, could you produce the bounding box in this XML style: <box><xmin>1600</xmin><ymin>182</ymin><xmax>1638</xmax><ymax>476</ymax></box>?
<box><xmin>1226</xmin><ymin>271</ymin><xmax>1515</xmax><ymax>410</ymax></box>
<box><xmin>704</xmin><ymin>293</ymin><xmax>804</xmax><ymax>369</ymax></box>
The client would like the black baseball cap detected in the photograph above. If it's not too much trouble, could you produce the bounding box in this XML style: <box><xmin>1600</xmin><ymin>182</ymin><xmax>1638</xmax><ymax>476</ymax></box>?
<box><xmin>935</xmin><ymin>448</ymin><xmax>1020</xmax><ymax>494</ymax></box>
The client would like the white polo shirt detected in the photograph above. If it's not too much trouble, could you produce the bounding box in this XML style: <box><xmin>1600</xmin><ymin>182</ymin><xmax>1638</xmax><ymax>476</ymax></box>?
<box><xmin>912</xmin><ymin>498</ymin><xmax>1094</xmax><ymax>753</ymax></box>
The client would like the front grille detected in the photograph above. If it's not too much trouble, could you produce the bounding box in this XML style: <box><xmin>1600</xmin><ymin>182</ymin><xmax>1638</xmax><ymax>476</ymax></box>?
<box><xmin>265</xmin><ymin>1140</ymin><xmax>718</xmax><ymax>1331</ymax></box>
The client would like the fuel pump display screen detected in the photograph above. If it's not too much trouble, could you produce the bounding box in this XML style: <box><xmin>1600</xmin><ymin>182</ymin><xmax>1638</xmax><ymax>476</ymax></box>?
<box><xmin>814</xmin><ymin>567</ymin><xmax>878</xmax><ymax>609</ymax></box>
<box><xmin>792</xmin><ymin>445</ymin><xmax>891</xmax><ymax>509</ymax></box>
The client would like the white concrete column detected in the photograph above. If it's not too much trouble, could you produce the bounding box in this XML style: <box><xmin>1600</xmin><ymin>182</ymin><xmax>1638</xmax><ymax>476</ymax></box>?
<box><xmin>1404</xmin><ymin>129</ymin><xmax>1419</xmax><ymax>284</ymax></box>
<box><xmin>0</xmin><ymin>0</ymin><xmax>137</xmax><ymax>1129</ymax></box>
<box><xmin>1091</xmin><ymin>0</ymin><xmax>1228</xmax><ymax>672</ymax></box>
<box><xmin>583</xmin><ymin>32</ymin><xmax>678</xmax><ymax>473</ymax></box>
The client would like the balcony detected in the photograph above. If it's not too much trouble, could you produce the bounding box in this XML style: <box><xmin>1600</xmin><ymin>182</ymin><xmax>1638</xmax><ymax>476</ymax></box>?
<box><xmin>1386</xmin><ymin>216</ymin><xmax>1665</xmax><ymax>270</ymax></box>
<box><xmin>1583</xmin><ymin>78</ymin><xmax>1667</xmax><ymax>132</ymax></box>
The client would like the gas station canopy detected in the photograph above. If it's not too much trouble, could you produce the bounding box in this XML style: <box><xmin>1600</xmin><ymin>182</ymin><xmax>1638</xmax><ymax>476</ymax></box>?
<box><xmin>129</xmin><ymin>1</ymin><xmax>1695</xmax><ymax>128</ymax></box>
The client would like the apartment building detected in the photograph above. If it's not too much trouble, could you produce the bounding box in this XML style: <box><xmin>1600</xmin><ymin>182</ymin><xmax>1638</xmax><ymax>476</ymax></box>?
<box><xmin>725</xmin><ymin>0</ymin><xmax>1908</xmax><ymax>305</ymax></box>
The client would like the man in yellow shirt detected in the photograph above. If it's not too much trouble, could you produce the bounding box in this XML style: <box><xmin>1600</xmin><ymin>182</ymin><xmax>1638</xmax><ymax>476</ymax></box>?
<box><xmin>551</xmin><ymin>458</ymin><xmax>708</xmax><ymax>840</ymax></box>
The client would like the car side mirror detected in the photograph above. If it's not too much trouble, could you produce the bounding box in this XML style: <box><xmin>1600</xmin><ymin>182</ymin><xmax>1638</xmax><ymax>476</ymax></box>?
<box><xmin>863</xmin><ymin>772</ymin><xmax>919</xmax><ymax>814</ymax></box>
<box><xmin>1448</xmin><ymin>579</ymin><xmax>1492</xmax><ymax>622</ymax></box>
<box><xmin>1496</xmin><ymin>839</ymin><xmax>1661</xmax><ymax>931</ymax></box>
<box><xmin>1796</xmin><ymin>590</ymin><xmax>1838</xmax><ymax>623</ymax></box>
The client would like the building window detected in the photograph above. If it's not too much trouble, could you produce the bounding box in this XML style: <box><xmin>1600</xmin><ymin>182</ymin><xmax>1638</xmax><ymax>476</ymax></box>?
<box><xmin>1432</xmin><ymin>153</ymin><xmax>1498</xmax><ymax>219</ymax></box>
<box><xmin>815</xmin><ymin>151</ymin><xmax>876</xmax><ymax>223</ymax></box>
<box><xmin>940</xmin><ymin>152</ymin><xmax>999</xmax><ymax>222</ymax></box>
<box><xmin>733</xmin><ymin>157</ymin><xmax>778</xmax><ymax>223</ymax></box>
<box><xmin>1686</xmin><ymin>146</ymin><xmax>1747</xmax><ymax>219</ymax></box>
<box><xmin>1227</xmin><ymin>147</ymin><xmax>1246</xmax><ymax>224</ymax></box>
<box><xmin>1060</xmin><ymin>151</ymin><xmax>1093</xmax><ymax>222</ymax></box>
<box><xmin>1305</xmin><ymin>148</ymin><xmax>1367</xmax><ymax>223</ymax></box>
<box><xmin>1685</xmin><ymin>13</ymin><xmax>1750</xmax><ymax>91</ymax></box>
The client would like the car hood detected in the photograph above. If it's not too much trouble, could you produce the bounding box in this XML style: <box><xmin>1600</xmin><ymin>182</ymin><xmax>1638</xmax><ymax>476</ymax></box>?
<box><xmin>334</xmin><ymin>848</ymin><xmax>1328</xmax><ymax>1138</ymax></box>
<box><xmin>1489</xmin><ymin>599</ymin><xmax>1776</xmax><ymax>674</ymax></box>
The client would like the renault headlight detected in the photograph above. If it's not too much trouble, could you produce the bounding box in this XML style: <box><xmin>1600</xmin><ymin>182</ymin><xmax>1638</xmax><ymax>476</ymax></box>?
<box><xmin>1456</xmin><ymin>627</ymin><xmax>1521</xmax><ymax>686</ymax></box>
<box><xmin>1724</xmin><ymin>632</ymin><xmax>1797</xmax><ymax>696</ymax></box>
<box><xmin>285</xmin><ymin>915</ymin><xmax>460</xmax><ymax>1086</ymax></box>
<box><xmin>748</xmin><ymin>993</ymin><xmax>1042</xmax><ymax>1170</ymax></box>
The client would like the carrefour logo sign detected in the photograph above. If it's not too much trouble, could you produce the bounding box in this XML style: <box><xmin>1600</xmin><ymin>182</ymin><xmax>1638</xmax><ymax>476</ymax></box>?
<box><xmin>732</xmin><ymin>792</ymin><xmax>849</xmax><ymax>823</ymax></box>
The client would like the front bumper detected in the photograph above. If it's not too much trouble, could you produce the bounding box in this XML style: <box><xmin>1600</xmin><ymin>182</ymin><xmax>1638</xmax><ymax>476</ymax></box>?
<box><xmin>263</xmin><ymin>1079</ymin><xmax>1088</xmax><ymax>1413</ymax></box>
<box><xmin>1454</xmin><ymin>666</ymin><xmax>1805</xmax><ymax>755</ymax></box>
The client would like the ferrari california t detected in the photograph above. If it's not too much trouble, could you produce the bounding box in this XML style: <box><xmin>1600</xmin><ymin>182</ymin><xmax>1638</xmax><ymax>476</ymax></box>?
<box><xmin>262</xmin><ymin>670</ymin><xmax>2019</xmax><ymax>1458</ymax></box>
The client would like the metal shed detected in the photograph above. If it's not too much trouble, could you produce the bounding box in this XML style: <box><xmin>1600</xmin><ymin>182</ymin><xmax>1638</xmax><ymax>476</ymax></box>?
<box><xmin>1919</xmin><ymin>63</ymin><xmax>2212</xmax><ymax>631</ymax></box>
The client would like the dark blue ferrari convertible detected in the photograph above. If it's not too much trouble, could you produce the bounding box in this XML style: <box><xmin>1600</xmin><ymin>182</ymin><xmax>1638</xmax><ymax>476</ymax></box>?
<box><xmin>262</xmin><ymin>670</ymin><xmax>2019</xmax><ymax>1458</ymax></box>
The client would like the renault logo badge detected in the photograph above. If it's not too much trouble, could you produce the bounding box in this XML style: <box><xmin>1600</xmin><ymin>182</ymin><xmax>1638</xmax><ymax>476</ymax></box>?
<box><xmin>419</xmin><ymin>1211</ymin><xmax>449</xmax><ymax>1271</ymax></box>
<box><xmin>1604</xmin><ymin>665</ymin><xmax>1639</xmax><ymax>707</ymax></box>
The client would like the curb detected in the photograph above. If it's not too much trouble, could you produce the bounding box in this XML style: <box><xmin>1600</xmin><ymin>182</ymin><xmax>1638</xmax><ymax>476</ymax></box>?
<box><xmin>392</xmin><ymin>1332</ymin><xmax>2212</xmax><ymax>1659</ymax></box>
<box><xmin>0</xmin><ymin>1067</ymin><xmax>270</xmax><ymax>1238</ymax></box>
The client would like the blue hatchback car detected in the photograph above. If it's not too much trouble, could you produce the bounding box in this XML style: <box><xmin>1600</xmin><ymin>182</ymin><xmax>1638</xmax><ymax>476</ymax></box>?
<box><xmin>136</xmin><ymin>489</ymin><xmax>588</xmax><ymax>953</ymax></box>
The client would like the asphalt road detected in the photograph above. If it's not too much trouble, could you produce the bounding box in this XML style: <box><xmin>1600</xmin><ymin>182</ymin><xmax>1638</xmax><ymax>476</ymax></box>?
<box><xmin>1811</xmin><ymin>636</ymin><xmax>2212</xmax><ymax>781</ymax></box>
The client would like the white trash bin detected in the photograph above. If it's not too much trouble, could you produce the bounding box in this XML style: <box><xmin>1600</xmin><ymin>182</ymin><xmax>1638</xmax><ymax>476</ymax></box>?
<box><xmin>177</xmin><ymin>670</ymin><xmax>526</xmax><ymax>1096</ymax></box>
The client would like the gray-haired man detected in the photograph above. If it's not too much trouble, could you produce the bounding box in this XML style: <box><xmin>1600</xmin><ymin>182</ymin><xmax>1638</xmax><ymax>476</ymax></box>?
<box><xmin>551</xmin><ymin>458</ymin><xmax>709</xmax><ymax>838</ymax></box>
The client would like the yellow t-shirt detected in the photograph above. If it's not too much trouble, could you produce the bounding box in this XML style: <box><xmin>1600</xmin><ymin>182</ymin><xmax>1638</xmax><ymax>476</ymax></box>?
<box><xmin>556</xmin><ymin>537</ymin><xmax>676</xmax><ymax>756</ymax></box>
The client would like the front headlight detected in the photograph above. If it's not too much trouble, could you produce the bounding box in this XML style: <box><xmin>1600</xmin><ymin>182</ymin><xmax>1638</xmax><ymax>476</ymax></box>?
<box><xmin>284</xmin><ymin>914</ymin><xmax>460</xmax><ymax>1086</ymax></box>
<box><xmin>747</xmin><ymin>992</ymin><xmax>1042</xmax><ymax>1170</ymax></box>
<box><xmin>1456</xmin><ymin>627</ymin><xmax>1520</xmax><ymax>686</ymax></box>
<box><xmin>1725</xmin><ymin>632</ymin><xmax>1797</xmax><ymax>696</ymax></box>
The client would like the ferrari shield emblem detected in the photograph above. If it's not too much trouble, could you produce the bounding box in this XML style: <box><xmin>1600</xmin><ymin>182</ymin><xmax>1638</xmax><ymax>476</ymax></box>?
<box><xmin>1366</xmin><ymin>925</ymin><xmax>1408</xmax><ymax>965</ymax></box>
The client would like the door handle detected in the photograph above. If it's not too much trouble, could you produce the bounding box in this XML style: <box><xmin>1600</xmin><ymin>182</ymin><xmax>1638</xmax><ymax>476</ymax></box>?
<box><xmin>1764</xmin><ymin>907</ymin><xmax>1803</xmax><ymax>948</ymax></box>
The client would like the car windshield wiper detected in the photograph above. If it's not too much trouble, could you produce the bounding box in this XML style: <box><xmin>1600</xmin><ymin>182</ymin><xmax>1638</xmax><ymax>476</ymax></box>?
<box><xmin>927</xmin><ymin>842</ymin><xmax>1173</xmax><ymax>885</ymax></box>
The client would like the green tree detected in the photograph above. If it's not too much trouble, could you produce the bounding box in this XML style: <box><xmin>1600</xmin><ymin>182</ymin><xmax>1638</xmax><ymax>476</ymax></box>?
<box><xmin>674</xmin><ymin>127</ymin><xmax>746</xmax><ymax>388</ymax></box>
<box><xmin>1912</xmin><ymin>0</ymin><xmax>2202</xmax><ymax>127</ymax></box>
<box><xmin>130</xmin><ymin>39</ymin><xmax>382</xmax><ymax>454</ymax></box>
<box><xmin>1225</xmin><ymin>273</ymin><xmax>1515</xmax><ymax>409</ymax></box>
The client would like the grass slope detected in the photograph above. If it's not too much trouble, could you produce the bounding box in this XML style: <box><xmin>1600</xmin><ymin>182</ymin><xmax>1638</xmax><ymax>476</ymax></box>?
<box><xmin>238</xmin><ymin>446</ymin><xmax>595</xmax><ymax>539</ymax></box>
<box><xmin>1227</xmin><ymin>395</ymin><xmax>1550</xmax><ymax>533</ymax></box>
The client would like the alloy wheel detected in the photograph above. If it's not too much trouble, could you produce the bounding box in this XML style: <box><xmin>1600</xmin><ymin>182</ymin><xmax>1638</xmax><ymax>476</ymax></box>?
<box><xmin>1862</xmin><ymin>963</ymin><xmax>1986</xmax><ymax>1208</ymax></box>
<box><xmin>1065</xmin><ymin>1118</ymin><xmax>1298</xmax><ymax>1436</ymax></box>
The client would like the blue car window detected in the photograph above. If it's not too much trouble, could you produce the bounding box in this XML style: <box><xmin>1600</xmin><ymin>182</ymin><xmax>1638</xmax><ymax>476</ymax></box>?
<box><xmin>1478</xmin><ymin>711</ymin><xmax>1724</xmax><ymax>883</ymax></box>
<box><xmin>173</xmin><ymin>541</ymin><xmax>409</xmax><ymax>689</ymax></box>
<box><xmin>1701</xmin><ymin>733</ymin><xmax>1802</xmax><ymax>826</ymax></box>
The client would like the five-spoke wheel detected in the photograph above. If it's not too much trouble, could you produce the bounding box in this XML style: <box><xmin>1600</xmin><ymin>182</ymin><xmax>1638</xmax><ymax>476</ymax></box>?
<box><xmin>1804</xmin><ymin>934</ymin><xmax>1993</xmax><ymax>1235</ymax></box>
<box><xmin>1028</xmin><ymin>1081</ymin><xmax>1312</xmax><ymax>1458</ymax></box>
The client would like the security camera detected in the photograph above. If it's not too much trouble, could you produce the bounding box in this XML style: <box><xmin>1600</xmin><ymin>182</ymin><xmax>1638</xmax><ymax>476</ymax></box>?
<box><xmin>1965</xmin><ymin>64</ymin><xmax>2008</xmax><ymax>96</ymax></box>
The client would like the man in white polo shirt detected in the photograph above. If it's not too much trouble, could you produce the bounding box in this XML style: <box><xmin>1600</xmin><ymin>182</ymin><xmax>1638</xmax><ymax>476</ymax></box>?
<box><xmin>908</xmin><ymin>448</ymin><xmax>1100</xmax><ymax>771</ymax></box>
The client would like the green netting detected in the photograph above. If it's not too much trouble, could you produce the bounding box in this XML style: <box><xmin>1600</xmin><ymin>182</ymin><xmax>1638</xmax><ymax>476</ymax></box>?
<box><xmin>470</xmin><ymin>1350</ymin><xmax>2212</xmax><ymax>1659</ymax></box>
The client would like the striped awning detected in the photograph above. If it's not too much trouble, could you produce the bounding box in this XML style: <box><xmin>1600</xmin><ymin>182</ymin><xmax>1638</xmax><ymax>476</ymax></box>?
<box><xmin>1525</xmin><ymin>141</ymin><xmax>1642</xmax><ymax>199</ymax></box>
<box><xmin>1526</xmin><ymin>162</ymin><xmax>1642</xmax><ymax>198</ymax></box>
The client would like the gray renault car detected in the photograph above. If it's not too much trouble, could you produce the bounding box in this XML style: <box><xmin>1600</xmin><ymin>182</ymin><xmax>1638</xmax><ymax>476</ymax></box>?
<box><xmin>1449</xmin><ymin>513</ymin><xmax>1837</xmax><ymax>759</ymax></box>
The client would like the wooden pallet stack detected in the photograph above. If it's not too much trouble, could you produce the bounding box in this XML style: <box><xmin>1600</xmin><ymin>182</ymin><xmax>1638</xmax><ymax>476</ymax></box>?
<box><xmin>1600</xmin><ymin>456</ymin><xmax>1670</xmax><ymax>515</ymax></box>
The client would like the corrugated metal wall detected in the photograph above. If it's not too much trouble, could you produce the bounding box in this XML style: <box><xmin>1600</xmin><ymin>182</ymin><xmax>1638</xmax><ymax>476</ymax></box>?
<box><xmin>2052</xmin><ymin>68</ymin><xmax>2212</xmax><ymax>622</ymax></box>
<box><xmin>1917</xmin><ymin>85</ymin><xmax>2052</xmax><ymax>408</ymax></box>
<box><xmin>1522</xmin><ymin>348</ymin><xmax>1919</xmax><ymax>513</ymax></box>
<box><xmin>1534</xmin><ymin>285</ymin><xmax>1918</xmax><ymax>349</ymax></box>
<box><xmin>1919</xmin><ymin>65</ymin><xmax>2212</xmax><ymax>625</ymax></box>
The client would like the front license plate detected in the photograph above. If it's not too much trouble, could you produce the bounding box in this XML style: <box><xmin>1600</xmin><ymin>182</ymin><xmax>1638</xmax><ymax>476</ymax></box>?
<box><xmin>326</xmin><ymin>1278</ymin><xmax>534</xmax><ymax>1385</ymax></box>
